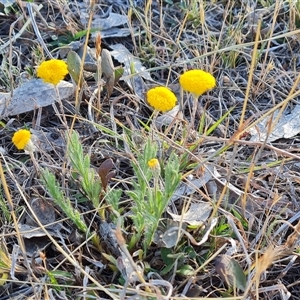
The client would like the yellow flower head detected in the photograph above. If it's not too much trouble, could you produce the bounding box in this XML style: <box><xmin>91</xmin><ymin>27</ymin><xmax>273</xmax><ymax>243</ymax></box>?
<box><xmin>179</xmin><ymin>69</ymin><xmax>216</xmax><ymax>96</ymax></box>
<box><xmin>37</xmin><ymin>59</ymin><xmax>69</xmax><ymax>85</ymax></box>
<box><xmin>148</xmin><ymin>158</ymin><xmax>159</xmax><ymax>169</ymax></box>
<box><xmin>148</xmin><ymin>158</ymin><xmax>160</xmax><ymax>178</ymax></box>
<box><xmin>12</xmin><ymin>129</ymin><xmax>32</xmax><ymax>150</ymax></box>
<box><xmin>146</xmin><ymin>87</ymin><xmax>177</xmax><ymax>112</ymax></box>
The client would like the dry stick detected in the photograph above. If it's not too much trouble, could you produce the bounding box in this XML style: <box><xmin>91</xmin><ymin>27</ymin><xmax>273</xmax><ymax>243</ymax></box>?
<box><xmin>0</xmin><ymin>4</ymin><xmax>43</xmax><ymax>55</ymax></box>
<box><xmin>237</xmin><ymin>69</ymin><xmax>300</xmax><ymax>215</ymax></box>
<box><xmin>242</xmin><ymin>225</ymin><xmax>298</xmax><ymax>300</ymax></box>
<box><xmin>8</xmin><ymin>15</ymin><xmax>23</xmax><ymax>96</ymax></box>
<box><xmin>175</xmin><ymin>10</ymin><xmax>189</xmax><ymax>45</ymax></box>
<box><xmin>247</xmin><ymin>221</ymin><xmax>300</xmax><ymax>299</ymax></box>
<box><xmin>239</xmin><ymin>19</ymin><xmax>262</xmax><ymax>130</ymax></box>
<box><xmin>190</xmin><ymin>94</ymin><xmax>199</xmax><ymax>130</ymax></box>
<box><xmin>155</xmin><ymin>123</ymin><xmax>300</xmax><ymax>180</ymax></box>
<box><xmin>189</xmin><ymin>88</ymin><xmax>300</xmax><ymax>171</ymax></box>
<box><xmin>269</xmin><ymin>74</ymin><xmax>300</xmax><ymax>137</ymax></box>
<box><xmin>260</xmin><ymin>1</ymin><xmax>281</xmax><ymax>79</ymax></box>
<box><xmin>273</xmin><ymin>212</ymin><xmax>300</xmax><ymax>240</ymax></box>
<box><xmin>27</xmin><ymin>2</ymin><xmax>53</xmax><ymax>59</ymax></box>
<box><xmin>144</xmin><ymin>0</ymin><xmax>153</xmax><ymax>45</ymax></box>
<box><xmin>64</xmin><ymin>1</ymin><xmax>96</xmax><ymax>220</ymax></box>
<box><xmin>114</xmin><ymin>218</ymin><xmax>151</xmax><ymax>293</ymax></box>
<box><xmin>70</xmin><ymin>0</ymin><xmax>95</xmax><ymax>129</ymax></box>
<box><xmin>0</xmin><ymin>157</ymin><xmax>37</xmax><ymax>282</ymax></box>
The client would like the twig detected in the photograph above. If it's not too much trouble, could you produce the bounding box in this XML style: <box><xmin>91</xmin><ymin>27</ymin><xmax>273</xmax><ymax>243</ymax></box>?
<box><xmin>0</xmin><ymin>4</ymin><xmax>43</xmax><ymax>54</ymax></box>
<box><xmin>26</xmin><ymin>3</ymin><xmax>53</xmax><ymax>58</ymax></box>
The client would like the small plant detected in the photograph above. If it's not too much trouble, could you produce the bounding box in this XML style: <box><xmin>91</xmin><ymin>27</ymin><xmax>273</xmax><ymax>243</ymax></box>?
<box><xmin>67</xmin><ymin>131</ymin><xmax>102</xmax><ymax>209</ymax></box>
<box><xmin>40</xmin><ymin>130</ymin><xmax>104</xmax><ymax>240</ymax></box>
<box><xmin>127</xmin><ymin>139</ymin><xmax>181</xmax><ymax>254</ymax></box>
<box><xmin>40</xmin><ymin>168</ymin><xmax>88</xmax><ymax>233</ymax></box>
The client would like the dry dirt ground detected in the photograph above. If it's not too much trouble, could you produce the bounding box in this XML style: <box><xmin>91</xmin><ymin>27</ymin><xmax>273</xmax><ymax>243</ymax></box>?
<box><xmin>1</xmin><ymin>0</ymin><xmax>300</xmax><ymax>299</ymax></box>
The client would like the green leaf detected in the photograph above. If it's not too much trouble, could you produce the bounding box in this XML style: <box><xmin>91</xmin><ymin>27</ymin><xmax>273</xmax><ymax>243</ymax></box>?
<box><xmin>72</xmin><ymin>28</ymin><xmax>98</xmax><ymax>40</ymax></box>
<box><xmin>101</xmin><ymin>49</ymin><xmax>115</xmax><ymax>99</ymax></box>
<box><xmin>206</xmin><ymin>106</ymin><xmax>234</xmax><ymax>136</ymax></box>
<box><xmin>184</xmin><ymin>246</ymin><xmax>197</xmax><ymax>259</ymax></box>
<box><xmin>164</xmin><ymin>152</ymin><xmax>181</xmax><ymax>199</ymax></box>
<box><xmin>160</xmin><ymin>248</ymin><xmax>176</xmax><ymax>275</ymax></box>
<box><xmin>40</xmin><ymin>168</ymin><xmax>88</xmax><ymax>233</ymax></box>
<box><xmin>161</xmin><ymin>248</ymin><xmax>173</xmax><ymax>265</ymax></box>
<box><xmin>177</xmin><ymin>265</ymin><xmax>194</xmax><ymax>276</ymax></box>
<box><xmin>114</xmin><ymin>67</ymin><xmax>124</xmax><ymax>83</ymax></box>
<box><xmin>67</xmin><ymin>131</ymin><xmax>102</xmax><ymax>208</ymax></box>
<box><xmin>67</xmin><ymin>50</ymin><xmax>82</xmax><ymax>85</ymax></box>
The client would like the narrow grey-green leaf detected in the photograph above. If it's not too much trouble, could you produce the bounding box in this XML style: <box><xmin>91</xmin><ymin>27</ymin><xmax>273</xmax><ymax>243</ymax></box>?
<box><xmin>67</xmin><ymin>50</ymin><xmax>82</xmax><ymax>85</ymax></box>
<box><xmin>101</xmin><ymin>49</ymin><xmax>115</xmax><ymax>99</ymax></box>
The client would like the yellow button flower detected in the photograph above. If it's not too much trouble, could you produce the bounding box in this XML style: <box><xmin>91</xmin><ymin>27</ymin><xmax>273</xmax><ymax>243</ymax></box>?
<box><xmin>37</xmin><ymin>59</ymin><xmax>69</xmax><ymax>85</ymax></box>
<box><xmin>146</xmin><ymin>87</ymin><xmax>177</xmax><ymax>112</ymax></box>
<box><xmin>148</xmin><ymin>158</ymin><xmax>159</xmax><ymax>169</ymax></box>
<box><xmin>179</xmin><ymin>69</ymin><xmax>216</xmax><ymax>96</ymax></box>
<box><xmin>148</xmin><ymin>158</ymin><xmax>160</xmax><ymax>178</ymax></box>
<box><xmin>12</xmin><ymin>129</ymin><xmax>32</xmax><ymax>150</ymax></box>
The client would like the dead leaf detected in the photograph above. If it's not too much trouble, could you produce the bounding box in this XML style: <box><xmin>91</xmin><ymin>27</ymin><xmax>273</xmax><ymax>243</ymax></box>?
<box><xmin>153</xmin><ymin>220</ymin><xmax>183</xmax><ymax>248</ymax></box>
<box><xmin>30</xmin><ymin>129</ymin><xmax>65</xmax><ymax>152</ymax></box>
<box><xmin>0</xmin><ymin>79</ymin><xmax>74</xmax><ymax>116</ymax></box>
<box><xmin>167</xmin><ymin>202</ymin><xmax>212</xmax><ymax>226</ymax></box>
<box><xmin>110</xmin><ymin>44</ymin><xmax>152</xmax><ymax>81</ymax></box>
<box><xmin>215</xmin><ymin>255</ymin><xmax>246</xmax><ymax>291</ymax></box>
<box><xmin>0</xmin><ymin>0</ymin><xmax>15</xmax><ymax>7</ymax></box>
<box><xmin>155</xmin><ymin>105</ymin><xmax>180</xmax><ymax>130</ymax></box>
<box><xmin>92</xmin><ymin>12</ymin><xmax>128</xmax><ymax>31</ymax></box>
<box><xmin>91</xmin><ymin>12</ymin><xmax>130</xmax><ymax>38</ymax></box>
<box><xmin>23</xmin><ymin>237</ymin><xmax>51</xmax><ymax>257</ymax></box>
<box><xmin>170</xmin><ymin>165</ymin><xmax>213</xmax><ymax>202</ymax></box>
<box><xmin>110</xmin><ymin>44</ymin><xmax>150</xmax><ymax>100</ymax></box>
<box><xmin>97</xmin><ymin>27</ymin><xmax>131</xmax><ymax>38</ymax></box>
<box><xmin>162</xmin><ymin>217</ymin><xmax>218</xmax><ymax>246</ymax></box>
<box><xmin>25</xmin><ymin>198</ymin><xmax>56</xmax><ymax>227</ymax></box>
<box><xmin>18</xmin><ymin>224</ymin><xmax>60</xmax><ymax>239</ymax></box>
<box><xmin>250</xmin><ymin>105</ymin><xmax>300</xmax><ymax>142</ymax></box>
<box><xmin>98</xmin><ymin>158</ymin><xmax>116</xmax><ymax>191</ymax></box>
